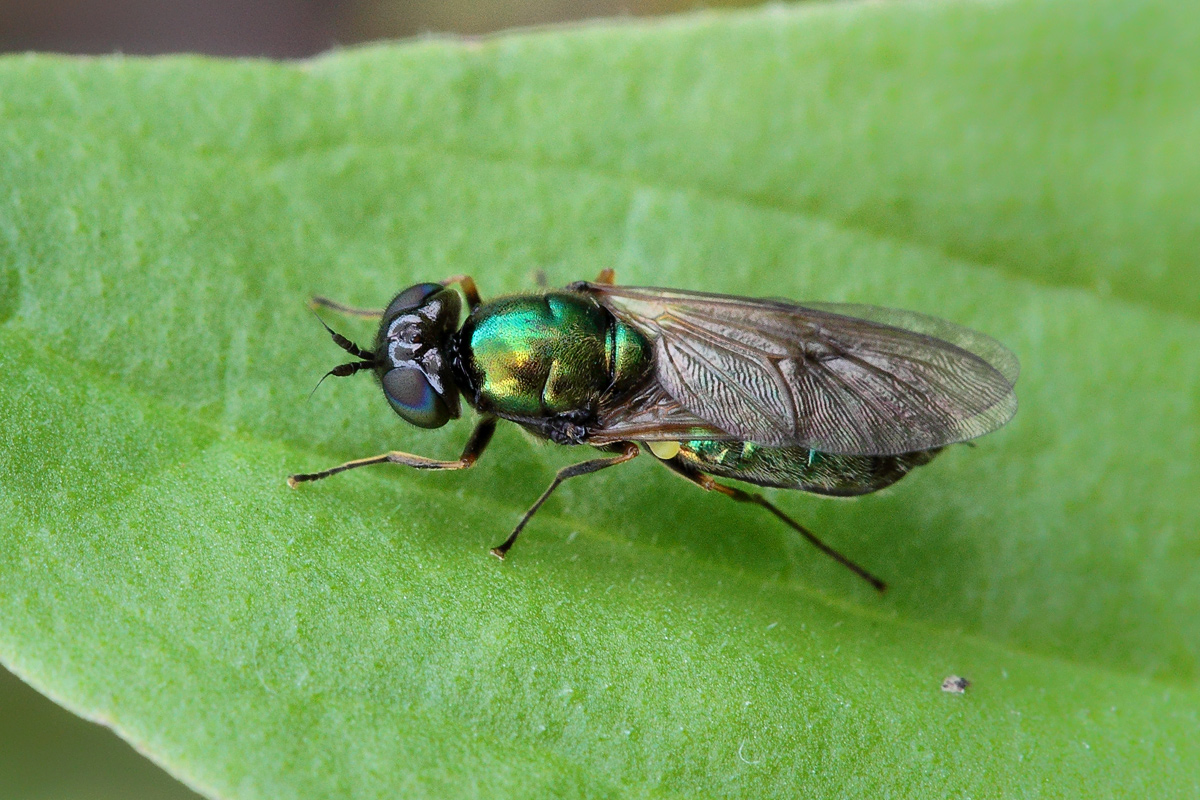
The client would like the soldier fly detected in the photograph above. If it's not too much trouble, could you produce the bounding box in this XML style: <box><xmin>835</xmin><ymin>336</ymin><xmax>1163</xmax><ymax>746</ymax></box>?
<box><xmin>289</xmin><ymin>270</ymin><xmax>1018</xmax><ymax>591</ymax></box>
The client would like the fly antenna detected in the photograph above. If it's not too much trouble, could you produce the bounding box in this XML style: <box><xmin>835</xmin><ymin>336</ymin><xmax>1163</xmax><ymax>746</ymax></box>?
<box><xmin>312</xmin><ymin>311</ymin><xmax>377</xmax><ymax>361</ymax></box>
<box><xmin>307</xmin><ymin>312</ymin><xmax>379</xmax><ymax>400</ymax></box>
<box><xmin>309</xmin><ymin>360</ymin><xmax>376</xmax><ymax>400</ymax></box>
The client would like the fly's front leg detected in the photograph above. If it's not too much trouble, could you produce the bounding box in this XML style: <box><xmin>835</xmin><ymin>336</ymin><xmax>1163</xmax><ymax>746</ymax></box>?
<box><xmin>288</xmin><ymin>418</ymin><xmax>497</xmax><ymax>487</ymax></box>
<box><xmin>441</xmin><ymin>274</ymin><xmax>482</xmax><ymax>311</ymax></box>
<box><xmin>312</xmin><ymin>274</ymin><xmax>484</xmax><ymax>318</ymax></box>
<box><xmin>657</xmin><ymin>457</ymin><xmax>887</xmax><ymax>592</ymax></box>
<box><xmin>309</xmin><ymin>296</ymin><xmax>384</xmax><ymax>319</ymax></box>
<box><xmin>492</xmin><ymin>442</ymin><xmax>639</xmax><ymax>559</ymax></box>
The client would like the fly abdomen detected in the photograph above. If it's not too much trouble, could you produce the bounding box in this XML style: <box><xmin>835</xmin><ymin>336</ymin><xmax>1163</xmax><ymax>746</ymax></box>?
<box><xmin>672</xmin><ymin>440</ymin><xmax>942</xmax><ymax>497</ymax></box>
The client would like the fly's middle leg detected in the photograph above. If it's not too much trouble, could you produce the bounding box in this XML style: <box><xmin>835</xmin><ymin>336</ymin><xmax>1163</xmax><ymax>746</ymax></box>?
<box><xmin>492</xmin><ymin>442</ymin><xmax>639</xmax><ymax>560</ymax></box>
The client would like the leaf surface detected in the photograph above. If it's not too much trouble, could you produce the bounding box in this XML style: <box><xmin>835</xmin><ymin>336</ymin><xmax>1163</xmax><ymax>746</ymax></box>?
<box><xmin>2</xmin><ymin>0</ymin><xmax>1198</xmax><ymax>796</ymax></box>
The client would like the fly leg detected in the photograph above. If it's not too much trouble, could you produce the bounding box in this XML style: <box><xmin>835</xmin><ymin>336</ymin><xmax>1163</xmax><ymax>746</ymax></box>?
<box><xmin>441</xmin><ymin>274</ymin><xmax>482</xmax><ymax>311</ymax></box>
<box><xmin>312</xmin><ymin>276</ymin><xmax>484</xmax><ymax>317</ymax></box>
<box><xmin>309</xmin><ymin>296</ymin><xmax>384</xmax><ymax>319</ymax></box>
<box><xmin>491</xmin><ymin>442</ymin><xmax>639</xmax><ymax>559</ymax></box>
<box><xmin>288</xmin><ymin>417</ymin><xmax>497</xmax><ymax>486</ymax></box>
<box><xmin>659</xmin><ymin>458</ymin><xmax>887</xmax><ymax>592</ymax></box>
<box><xmin>536</xmin><ymin>269</ymin><xmax>611</xmax><ymax>289</ymax></box>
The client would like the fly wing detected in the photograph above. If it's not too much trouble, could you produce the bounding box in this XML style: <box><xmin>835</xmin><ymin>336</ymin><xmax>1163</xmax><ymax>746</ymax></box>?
<box><xmin>582</xmin><ymin>284</ymin><xmax>1018</xmax><ymax>456</ymax></box>
<box><xmin>591</xmin><ymin>382</ymin><xmax>736</xmax><ymax>445</ymax></box>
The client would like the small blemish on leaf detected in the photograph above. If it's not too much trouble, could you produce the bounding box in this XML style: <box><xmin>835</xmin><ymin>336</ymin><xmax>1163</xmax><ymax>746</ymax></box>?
<box><xmin>737</xmin><ymin>739</ymin><xmax>762</xmax><ymax>765</ymax></box>
<box><xmin>942</xmin><ymin>675</ymin><xmax>971</xmax><ymax>694</ymax></box>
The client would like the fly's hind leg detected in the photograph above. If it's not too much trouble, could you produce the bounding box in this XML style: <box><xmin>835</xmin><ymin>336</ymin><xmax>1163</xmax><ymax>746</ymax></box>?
<box><xmin>288</xmin><ymin>418</ymin><xmax>497</xmax><ymax>486</ymax></box>
<box><xmin>492</xmin><ymin>442</ymin><xmax>640</xmax><ymax>559</ymax></box>
<box><xmin>658</xmin><ymin>457</ymin><xmax>887</xmax><ymax>592</ymax></box>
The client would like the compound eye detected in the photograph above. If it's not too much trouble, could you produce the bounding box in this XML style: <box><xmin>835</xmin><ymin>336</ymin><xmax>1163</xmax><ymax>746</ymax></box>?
<box><xmin>382</xmin><ymin>366</ymin><xmax>452</xmax><ymax>429</ymax></box>
<box><xmin>382</xmin><ymin>283</ymin><xmax>442</xmax><ymax>321</ymax></box>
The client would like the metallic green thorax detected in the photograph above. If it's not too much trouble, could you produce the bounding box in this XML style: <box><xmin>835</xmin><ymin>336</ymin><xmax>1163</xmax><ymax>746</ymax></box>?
<box><xmin>676</xmin><ymin>440</ymin><xmax>942</xmax><ymax>497</ymax></box>
<box><xmin>458</xmin><ymin>291</ymin><xmax>651</xmax><ymax>420</ymax></box>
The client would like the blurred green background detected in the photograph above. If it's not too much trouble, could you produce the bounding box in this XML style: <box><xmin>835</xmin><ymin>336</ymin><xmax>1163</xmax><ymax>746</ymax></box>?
<box><xmin>0</xmin><ymin>2</ymin><xmax>756</xmax><ymax>797</ymax></box>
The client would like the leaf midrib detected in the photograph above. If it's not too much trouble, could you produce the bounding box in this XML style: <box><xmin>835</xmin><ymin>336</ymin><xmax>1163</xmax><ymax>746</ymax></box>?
<box><xmin>3</xmin><ymin>318</ymin><xmax>1196</xmax><ymax>695</ymax></box>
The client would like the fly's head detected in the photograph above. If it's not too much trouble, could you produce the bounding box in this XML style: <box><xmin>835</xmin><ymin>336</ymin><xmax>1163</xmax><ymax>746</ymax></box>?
<box><xmin>373</xmin><ymin>283</ymin><xmax>463</xmax><ymax>428</ymax></box>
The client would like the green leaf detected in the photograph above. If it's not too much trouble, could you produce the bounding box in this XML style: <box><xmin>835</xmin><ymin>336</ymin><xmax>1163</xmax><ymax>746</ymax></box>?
<box><xmin>2</xmin><ymin>0</ymin><xmax>1199</xmax><ymax>796</ymax></box>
